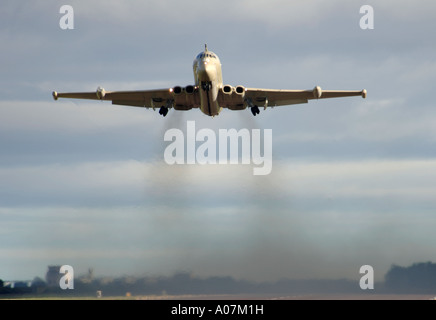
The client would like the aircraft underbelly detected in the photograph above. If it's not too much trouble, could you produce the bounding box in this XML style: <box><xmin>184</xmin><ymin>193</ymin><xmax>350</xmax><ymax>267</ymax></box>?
<box><xmin>200</xmin><ymin>83</ymin><xmax>220</xmax><ymax>116</ymax></box>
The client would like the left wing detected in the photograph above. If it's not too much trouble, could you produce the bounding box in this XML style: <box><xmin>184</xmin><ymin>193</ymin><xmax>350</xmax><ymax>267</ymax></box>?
<box><xmin>221</xmin><ymin>86</ymin><xmax>366</xmax><ymax>110</ymax></box>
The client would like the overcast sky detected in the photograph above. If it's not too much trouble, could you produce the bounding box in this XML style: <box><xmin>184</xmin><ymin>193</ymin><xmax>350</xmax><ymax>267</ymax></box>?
<box><xmin>1</xmin><ymin>0</ymin><xmax>436</xmax><ymax>284</ymax></box>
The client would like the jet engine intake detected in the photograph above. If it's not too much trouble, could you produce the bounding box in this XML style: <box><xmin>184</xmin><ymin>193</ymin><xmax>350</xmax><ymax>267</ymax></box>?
<box><xmin>185</xmin><ymin>85</ymin><xmax>195</xmax><ymax>94</ymax></box>
<box><xmin>173</xmin><ymin>86</ymin><xmax>183</xmax><ymax>95</ymax></box>
<box><xmin>222</xmin><ymin>85</ymin><xmax>233</xmax><ymax>95</ymax></box>
<box><xmin>235</xmin><ymin>85</ymin><xmax>246</xmax><ymax>97</ymax></box>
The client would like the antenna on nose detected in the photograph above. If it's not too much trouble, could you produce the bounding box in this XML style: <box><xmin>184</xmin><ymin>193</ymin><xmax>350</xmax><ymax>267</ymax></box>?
<box><xmin>205</xmin><ymin>44</ymin><xmax>208</xmax><ymax>52</ymax></box>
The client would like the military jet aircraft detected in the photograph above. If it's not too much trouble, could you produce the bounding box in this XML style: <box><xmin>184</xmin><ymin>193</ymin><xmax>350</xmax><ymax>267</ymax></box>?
<box><xmin>52</xmin><ymin>45</ymin><xmax>366</xmax><ymax>117</ymax></box>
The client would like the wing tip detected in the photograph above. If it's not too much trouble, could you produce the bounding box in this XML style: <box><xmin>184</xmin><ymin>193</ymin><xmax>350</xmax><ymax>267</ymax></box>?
<box><xmin>52</xmin><ymin>91</ymin><xmax>58</xmax><ymax>100</ymax></box>
<box><xmin>362</xmin><ymin>89</ymin><xmax>367</xmax><ymax>99</ymax></box>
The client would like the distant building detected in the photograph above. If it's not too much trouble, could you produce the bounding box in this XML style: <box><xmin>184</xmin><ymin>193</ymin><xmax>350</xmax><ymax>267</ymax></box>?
<box><xmin>3</xmin><ymin>281</ymin><xmax>31</xmax><ymax>289</ymax></box>
<box><xmin>46</xmin><ymin>265</ymin><xmax>62</xmax><ymax>287</ymax></box>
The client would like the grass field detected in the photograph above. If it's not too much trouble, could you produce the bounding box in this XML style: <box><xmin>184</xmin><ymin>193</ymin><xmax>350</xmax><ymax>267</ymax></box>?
<box><xmin>2</xmin><ymin>293</ymin><xmax>436</xmax><ymax>300</ymax></box>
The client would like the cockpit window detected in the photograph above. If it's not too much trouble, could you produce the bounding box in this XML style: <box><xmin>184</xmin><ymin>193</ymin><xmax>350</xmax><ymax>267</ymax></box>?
<box><xmin>197</xmin><ymin>53</ymin><xmax>216</xmax><ymax>59</ymax></box>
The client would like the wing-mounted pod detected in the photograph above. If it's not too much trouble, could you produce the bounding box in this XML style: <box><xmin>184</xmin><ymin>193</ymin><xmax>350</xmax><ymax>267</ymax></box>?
<box><xmin>96</xmin><ymin>87</ymin><xmax>106</xmax><ymax>100</ymax></box>
<box><xmin>313</xmin><ymin>86</ymin><xmax>322</xmax><ymax>99</ymax></box>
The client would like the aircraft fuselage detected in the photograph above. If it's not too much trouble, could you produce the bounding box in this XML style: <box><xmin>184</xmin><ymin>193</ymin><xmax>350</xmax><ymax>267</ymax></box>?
<box><xmin>193</xmin><ymin>46</ymin><xmax>224</xmax><ymax>116</ymax></box>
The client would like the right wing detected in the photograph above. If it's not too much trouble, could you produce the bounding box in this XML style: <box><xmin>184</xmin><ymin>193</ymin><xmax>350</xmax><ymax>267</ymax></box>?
<box><xmin>52</xmin><ymin>87</ymin><xmax>199</xmax><ymax>110</ymax></box>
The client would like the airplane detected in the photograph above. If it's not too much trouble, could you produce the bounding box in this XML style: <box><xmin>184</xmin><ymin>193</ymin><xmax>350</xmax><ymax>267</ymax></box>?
<box><xmin>52</xmin><ymin>45</ymin><xmax>366</xmax><ymax>117</ymax></box>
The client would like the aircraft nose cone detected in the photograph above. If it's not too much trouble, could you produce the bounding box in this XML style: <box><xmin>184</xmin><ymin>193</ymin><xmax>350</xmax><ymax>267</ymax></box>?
<box><xmin>197</xmin><ymin>62</ymin><xmax>216</xmax><ymax>82</ymax></box>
